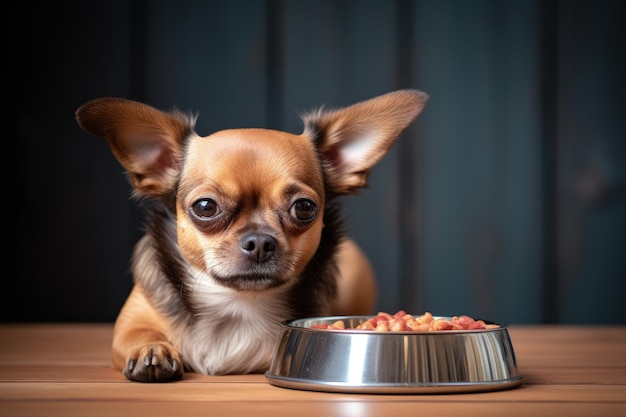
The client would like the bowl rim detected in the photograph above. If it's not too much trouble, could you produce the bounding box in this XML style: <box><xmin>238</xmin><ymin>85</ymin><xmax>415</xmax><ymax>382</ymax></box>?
<box><xmin>280</xmin><ymin>314</ymin><xmax>505</xmax><ymax>334</ymax></box>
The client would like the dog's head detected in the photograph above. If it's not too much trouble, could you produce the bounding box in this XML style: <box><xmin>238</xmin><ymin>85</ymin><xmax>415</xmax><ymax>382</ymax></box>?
<box><xmin>76</xmin><ymin>90</ymin><xmax>427</xmax><ymax>292</ymax></box>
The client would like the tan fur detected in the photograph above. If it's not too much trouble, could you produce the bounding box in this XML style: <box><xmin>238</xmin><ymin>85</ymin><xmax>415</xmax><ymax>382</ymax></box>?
<box><xmin>111</xmin><ymin>287</ymin><xmax>176</xmax><ymax>371</ymax></box>
<box><xmin>331</xmin><ymin>239</ymin><xmax>377</xmax><ymax>315</ymax></box>
<box><xmin>76</xmin><ymin>89</ymin><xmax>428</xmax><ymax>382</ymax></box>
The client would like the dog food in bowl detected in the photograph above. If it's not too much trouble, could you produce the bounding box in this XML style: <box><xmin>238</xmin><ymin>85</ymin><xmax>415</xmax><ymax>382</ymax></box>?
<box><xmin>311</xmin><ymin>310</ymin><xmax>500</xmax><ymax>332</ymax></box>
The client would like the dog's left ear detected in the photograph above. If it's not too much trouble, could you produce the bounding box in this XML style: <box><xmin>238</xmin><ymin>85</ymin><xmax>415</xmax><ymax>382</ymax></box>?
<box><xmin>301</xmin><ymin>89</ymin><xmax>428</xmax><ymax>194</ymax></box>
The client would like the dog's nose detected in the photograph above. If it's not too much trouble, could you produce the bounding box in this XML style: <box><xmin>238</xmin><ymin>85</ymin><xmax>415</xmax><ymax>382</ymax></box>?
<box><xmin>240</xmin><ymin>233</ymin><xmax>277</xmax><ymax>263</ymax></box>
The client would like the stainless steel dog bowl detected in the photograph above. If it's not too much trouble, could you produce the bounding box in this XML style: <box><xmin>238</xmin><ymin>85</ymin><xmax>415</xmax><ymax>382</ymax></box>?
<box><xmin>265</xmin><ymin>315</ymin><xmax>523</xmax><ymax>394</ymax></box>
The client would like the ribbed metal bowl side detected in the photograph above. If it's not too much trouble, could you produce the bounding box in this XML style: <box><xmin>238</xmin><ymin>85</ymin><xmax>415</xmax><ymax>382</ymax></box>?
<box><xmin>265</xmin><ymin>316</ymin><xmax>523</xmax><ymax>394</ymax></box>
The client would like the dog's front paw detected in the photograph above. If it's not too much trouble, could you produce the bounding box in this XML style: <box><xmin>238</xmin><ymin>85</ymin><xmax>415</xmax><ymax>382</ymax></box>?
<box><xmin>123</xmin><ymin>343</ymin><xmax>183</xmax><ymax>383</ymax></box>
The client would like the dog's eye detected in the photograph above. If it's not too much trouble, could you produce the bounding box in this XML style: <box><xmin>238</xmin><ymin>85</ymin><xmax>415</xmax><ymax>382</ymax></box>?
<box><xmin>290</xmin><ymin>198</ymin><xmax>317</xmax><ymax>222</ymax></box>
<box><xmin>191</xmin><ymin>198</ymin><xmax>220</xmax><ymax>219</ymax></box>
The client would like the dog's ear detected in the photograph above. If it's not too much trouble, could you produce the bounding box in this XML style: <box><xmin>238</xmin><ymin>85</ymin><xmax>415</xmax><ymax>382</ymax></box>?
<box><xmin>76</xmin><ymin>98</ymin><xmax>195</xmax><ymax>197</ymax></box>
<box><xmin>301</xmin><ymin>89</ymin><xmax>428</xmax><ymax>194</ymax></box>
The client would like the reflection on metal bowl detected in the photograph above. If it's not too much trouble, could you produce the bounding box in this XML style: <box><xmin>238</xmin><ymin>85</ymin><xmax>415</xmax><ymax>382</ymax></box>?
<box><xmin>265</xmin><ymin>315</ymin><xmax>523</xmax><ymax>394</ymax></box>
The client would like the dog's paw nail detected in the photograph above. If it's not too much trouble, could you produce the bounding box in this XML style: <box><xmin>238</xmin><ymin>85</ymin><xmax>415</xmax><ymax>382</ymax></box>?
<box><xmin>143</xmin><ymin>355</ymin><xmax>152</xmax><ymax>367</ymax></box>
<box><xmin>127</xmin><ymin>359</ymin><xmax>136</xmax><ymax>371</ymax></box>
<box><xmin>172</xmin><ymin>359</ymin><xmax>180</xmax><ymax>372</ymax></box>
<box><xmin>151</xmin><ymin>355</ymin><xmax>159</xmax><ymax>366</ymax></box>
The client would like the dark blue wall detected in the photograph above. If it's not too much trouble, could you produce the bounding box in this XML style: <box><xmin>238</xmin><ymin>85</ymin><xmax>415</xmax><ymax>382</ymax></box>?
<box><xmin>12</xmin><ymin>0</ymin><xmax>626</xmax><ymax>324</ymax></box>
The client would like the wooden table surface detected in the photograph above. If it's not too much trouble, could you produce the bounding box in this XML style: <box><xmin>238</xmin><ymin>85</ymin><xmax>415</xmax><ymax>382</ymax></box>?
<box><xmin>0</xmin><ymin>323</ymin><xmax>625</xmax><ymax>416</ymax></box>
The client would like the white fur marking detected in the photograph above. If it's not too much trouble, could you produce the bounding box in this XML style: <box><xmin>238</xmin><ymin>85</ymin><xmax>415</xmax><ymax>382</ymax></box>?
<box><xmin>170</xmin><ymin>267</ymin><xmax>291</xmax><ymax>375</ymax></box>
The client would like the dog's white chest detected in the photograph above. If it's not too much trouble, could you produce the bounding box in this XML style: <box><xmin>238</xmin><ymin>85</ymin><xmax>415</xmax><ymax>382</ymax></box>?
<box><xmin>173</xmin><ymin>287</ymin><xmax>290</xmax><ymax>375</ymax></box>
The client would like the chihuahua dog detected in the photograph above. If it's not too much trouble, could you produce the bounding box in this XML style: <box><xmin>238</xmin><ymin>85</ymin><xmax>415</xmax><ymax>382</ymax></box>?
<box><xmin>75</xmin><ymin>89</ymin><xmax>427</xmax><ymax>382</ymax></box>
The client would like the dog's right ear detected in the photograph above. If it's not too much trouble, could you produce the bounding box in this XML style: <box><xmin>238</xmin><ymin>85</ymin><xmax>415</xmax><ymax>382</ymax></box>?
<box><xmin>76</xmin><ymin>98</ymin><xmax>195</xmax><ymax>197</ymax></box>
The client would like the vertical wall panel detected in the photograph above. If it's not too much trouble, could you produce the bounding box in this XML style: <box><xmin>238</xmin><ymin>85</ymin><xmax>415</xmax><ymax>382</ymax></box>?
<box><xmin>15</xmin><ymin>1</ymin><xmax>136</xmax><ymax>322</ymax></box>
<box><xmin>281</xmin><ymin>0</ymin><xmax>406</xmax><ymax>312</ymax></box>
<box><xmin>487</xmin><ymin>1</ymin><xmax>544</xmax><ymax>324</ymax></box>
<box><xmin>413</xmin><ymin>1</ymin><xmax>544</xmax><ymax>323</ymax></box>
<box><xmin>556</xmin><ymin>0</ymin><xmax>626</xmax><ymax>323</ymax></box>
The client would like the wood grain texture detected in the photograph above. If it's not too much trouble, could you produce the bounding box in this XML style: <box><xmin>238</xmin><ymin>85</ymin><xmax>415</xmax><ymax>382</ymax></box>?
<box><xmin>0</xmin><ymin>324</ymin><xmax>625</xmax><ymax>416</ymax></box>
